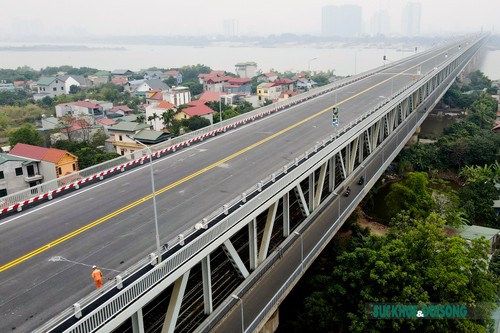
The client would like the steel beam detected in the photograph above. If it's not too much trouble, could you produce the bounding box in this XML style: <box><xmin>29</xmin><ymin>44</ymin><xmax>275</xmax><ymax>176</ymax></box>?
<box><xmin>201</xmin><ymin>256</ymin><xmax>213</xmax><ymax>315</ymax></box>
<box><xmin>282</xmin><ymin>193</ymin><xmax>290</xmax><ymax>238</ymax></box>
<box><xmin>223</xmin><ymin>240</ymin><xmax>250</xmax><ymax>278</ymax></box>
<box><xmin>131</xmin><ymin>308</ymin><xmax>145</xmax><ymax>333</ymax></box>
<box><xmin>161</xmin><ymin>271</ymin><xmax>190</xmax><ymax>333</ymax></box>
<box><xmin>258</xmin><ymin>202</ymin><xmax>278</xmax><ymax>264</ymax></box>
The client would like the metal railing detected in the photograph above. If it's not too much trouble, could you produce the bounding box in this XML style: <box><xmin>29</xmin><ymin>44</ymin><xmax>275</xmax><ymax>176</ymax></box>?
<box><xmin>34</xmin><ymin>36</ymin><xmax>485</xmax><ymax>332</ymax></box>
<box><xmin>39</xmin><ymin>61</ymin><xmax>430</xmax><ymax>333</ymax></box>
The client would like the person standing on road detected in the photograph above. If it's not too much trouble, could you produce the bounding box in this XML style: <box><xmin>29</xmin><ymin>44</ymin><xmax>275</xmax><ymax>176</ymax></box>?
<box><xmin>91</xmin><ymin>265</ymin><xmax>103</xmax><ymax>289</ymax></box>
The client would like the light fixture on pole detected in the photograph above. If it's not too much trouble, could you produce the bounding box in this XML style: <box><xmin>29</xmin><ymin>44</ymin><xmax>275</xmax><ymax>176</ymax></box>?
<box><xmin>294</xmin><ymin>231</ymin><xmax>304</xmax><ymax>269</ymax></box>
<box><xmin>219</xmin><ymin>94</ymin><xmax>223</xmax><ymax>124</ymax></box>
<box><xmin>129</xmin><ymin>136</ymin><xmax>162</xmax><ymax>264</ymax></box>
<box><xmin>231</xmin><ymin>294</ymin><xmax>244</xmax><ymax>332</ymax></box>
<box><xmin>308</xmin><ymin>57</ymin><xmax>318</xmax><ymax>72</ymax></box>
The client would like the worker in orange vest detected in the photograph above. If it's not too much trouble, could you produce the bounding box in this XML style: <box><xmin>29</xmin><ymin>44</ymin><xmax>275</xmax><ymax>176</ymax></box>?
<box><xmin>91</xmin><ymin>265</ymin><xmax>103</xmax><ymax>289</ymax></box>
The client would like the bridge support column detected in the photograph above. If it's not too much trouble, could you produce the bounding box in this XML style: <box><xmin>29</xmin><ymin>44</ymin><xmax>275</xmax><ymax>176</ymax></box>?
<box><xmin>258</xmin><ymin>202</ymin><xmax>278</xmax><ymax>264</ymax></box>
<box><xmin>282</xmin><ymin>193</ymin><xmax>290</xmax><ymax>237</ymax></box>
<box><xmin>131</xmin><ymin>308</ymin><xmax>145</xmax><ymax>333</ymax></box>
<box><xmin>249</xmin><ymin>218</ymin><xmax>258</xmax><ymax>270</ymax></box>
<box><xmin>308</xmin><ymin>173</ymin><xmax>315</xmax><ymax>212</ymax></box>
<box><xmin>259</xmin><ymin>309</ymin><xmax>280</xmax><ymax>333</ymax></box>
<box><xmin>328</xmin><ymin>157</ymin><xmax>335</xmax><ymax>192</ymax></box>
<box><xmin>201</xmin><ymin>255</ymin><xmax>213</xmax><ymax>314</ymax></box>
<box><xmin>314</xmin><ymin>162</ymin><xmax>327</xmax><ymax>209</ymax></box>
<box><xmin>161</xmin><ymin>271</ymin><xmax>190</xmax><ymax>333</ymax></box>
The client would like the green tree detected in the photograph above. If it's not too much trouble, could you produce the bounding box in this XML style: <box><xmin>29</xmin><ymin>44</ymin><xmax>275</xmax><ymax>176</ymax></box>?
<box><xmin>9</xmin><ymin>125</ymin><xmax>44</xmax><ymax>147</ymax></box>
<box><xmin>181</xmin><ymin>116</ymin><xmax>210</xmax><ymax>131</ymax></box>
<box><xmin>293</xmin><ymin>213</ymin><xmax>499</xmax><ymax>333</ymax></box>
<box><xmin>384</xmin><ymin>172</ymin><xmax>434</xmax><ymax>219</ymax></box>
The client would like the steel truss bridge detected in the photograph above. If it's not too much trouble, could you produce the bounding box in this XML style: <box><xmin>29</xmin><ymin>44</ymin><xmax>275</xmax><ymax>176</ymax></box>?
<box><xmin>0</xmin><ymin>35</ymin><xmax>487</xmax><ymax>333</ymax></box>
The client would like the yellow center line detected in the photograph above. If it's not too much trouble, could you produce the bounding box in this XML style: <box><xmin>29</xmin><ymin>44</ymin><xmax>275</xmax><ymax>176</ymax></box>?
<box><xmin>0</xmin><ymin>56</ymin><xmax>431</xmax><ymax>273</ymax></box>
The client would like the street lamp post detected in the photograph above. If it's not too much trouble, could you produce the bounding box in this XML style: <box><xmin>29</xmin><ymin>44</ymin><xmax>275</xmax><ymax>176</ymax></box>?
<box><xmin>308</xmin><ymin>57</ymin><xmax>317</xmax><ymax>73</ymax></box>
<box><xmin>219</xmin><ymin>95</ymin><xmax>222</xmax><ymax>123</ymax></box>
<box><xmin>131</xmin><ymin>137</ymin><xmax>162</xmax><ymax>264</ymax></box>
<box><xmin>231</xmin><ymin>294</ymin><xmax>244</xmax><ymax>332</ymax></box>
<box><xmin>294</xmin><ymin>231</ymin><xmax>303</xmax><ymax>269</ymax></box>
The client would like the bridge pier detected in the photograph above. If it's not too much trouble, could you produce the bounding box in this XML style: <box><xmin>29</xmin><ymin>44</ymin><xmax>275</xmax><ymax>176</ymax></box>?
<box><xmin>259</xmin><ymin>309</ymin><xmax>279</xmax><ymax>333</ymax></box>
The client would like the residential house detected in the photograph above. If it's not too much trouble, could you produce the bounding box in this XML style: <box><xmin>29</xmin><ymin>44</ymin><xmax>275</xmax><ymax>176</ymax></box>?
<box><xmin>235</xmin><ymin>62</ymin><xmax>258</xmax><ymax>78</ymax></box>
<box><xmin>163</xmin><ymin>86</ymin><xmax>191</xmax><ymax>106</ymax></box>
<box><xmin>0</xmin><ymin>153</ymin><xmax>43</xmax><ymax>197</ymax></box>
<box><xmin>135</xmin><ymin>79</ymin><xmax>169</xmax><ymax>96</ymax></box>
<box><xmin>225</xmin><ymin>78</ymin><xmax>252</xmax><ymax>94</ymax></box>
<box><xmin>198</xmin><ymin>91</ymin><xmax>226</xmax><ymax>103</ymax></box>
<box><xmin>257</xmin><ymin>72</ymin><xmax>278</xmax><ymax>83</ymax></box>
<box><xmin>143</xmin><ymin>71</ymin><xmax>167</xmax><ymax>80</ymax></box>
<box><xmin>204</xmin><ymin>76</ymin><xmax>231</xmax><ymax>93</ymax></box>
<box><xmin>89</xmin><ymin>100</ymin><xmax>113</xmax><ymax>113</ymax></box>
<box><xmin>10</xmin><ymin>143</ymin><xmax>79</xmax><ymax>182</ymax></box>
<box><xmin>96</xmin><ymin>118</ymin><xmax>118</xmax><ymax>135</ymax></box>
<box><xmin>88</xmin><ymin>71</ymin><xmax>110</xmax><ymax>86</ymax></box>
<box><xmin>111</xmin><ymin>69</ymin><xmax>134</xmax><ymax>79</ymax></box>
<box><xmin>273</xmin><ymin>78</ymin><xmax>295</xmax><ymax>92</ymax></box>
<box><xmin>198</xmin><ymin>71</ymin><xmax>226</xmax><ymax>85</ymax></box>
<box><xmin>108</xmin><ymin>105</ymin><xmax>134</xmax><ymax>117</ymax></box>
<box><xmin>458</xmin><ymin>225</ymin><xmax>500</xmax><ymax>253</ymax></box>
<box><xmin>164</xmin><ymin>70</ymin><xmax>183</xmax><ymax>84</ymax></box>
<box><xmin>34</xmin><ymin>77</ymin><xmax>66</xmax><ymax>100</ymax></box>
<box><xmin>175</xmin><ymin>103</ymin><xmax>215</xmax><ymax>124</ymax></box>
<box><xmin>146</xmin><ymin>90</ymin><xmax>164</xmax><ymax>105</ymax></box>
<box><xmin>0</xmin><ymin>83</ymin><xmax>16</xmax><ymax>92</ymax></box>
<box><xmin>278</xmin><ymin>90</ymin><xmax>299</xmax><ymax>102</ymax></box>
<box><xmin>124</xmin><ymin>79</ymin><xmax>145</xmax><ymax>93</ymax></box>
<box><xmin>108</xmin><ymin>121</ymin><xmax>170</xmax><ymax>156</ymax></box>
<box><xmin>55</xmin><ymin>101</ymin><xmax>104</xmax><ymax>118</ymax></box>
<box><xmin>257</xmin><ymin>82</ymin><xmax>281</xmax><ymax>104</ymax></box>
<box><xmin>296</xmin><ymin>78</ymin><xmax>317</xmax><ymax>90</ymax></box>
<box><xmin>111</xmin><ymin>77</ymin><xmax>129</xmax><ymax>85</ymax></box>
<box><xmin>146</xmin><ymin>101</ymin><xmax>176</xmax><ymax>131</ymax></box>
<box><xmin>58</xmin><ymin>75</ymin><xmax>88</xmax><ymax>93</ymax></box>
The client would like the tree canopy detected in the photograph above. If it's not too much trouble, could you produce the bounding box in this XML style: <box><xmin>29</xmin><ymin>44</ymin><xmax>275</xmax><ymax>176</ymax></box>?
<box><xmin>290</xmin><ymin>213</ymin><xmax>499</xmax><ymax>333</ymax></box>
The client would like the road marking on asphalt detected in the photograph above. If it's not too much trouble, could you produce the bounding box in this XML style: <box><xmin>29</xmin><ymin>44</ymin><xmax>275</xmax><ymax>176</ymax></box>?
<box><xmin>0</xmin><ymin>55</ymin><xmax>438</xmax><ymax>273</ymax></box>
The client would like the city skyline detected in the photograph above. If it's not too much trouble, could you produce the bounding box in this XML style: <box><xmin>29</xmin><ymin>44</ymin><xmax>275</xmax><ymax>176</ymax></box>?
<box><xmin>0</xmin><ymin>0</ymin><xmax>498</xmax><ymax>40</ymax></box>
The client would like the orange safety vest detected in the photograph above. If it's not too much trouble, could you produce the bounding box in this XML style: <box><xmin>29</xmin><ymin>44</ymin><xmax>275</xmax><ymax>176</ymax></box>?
<box><xmin>92</xmin><ymin>269</ymin><xmax>102</xmax><ymax>281</ymax></box>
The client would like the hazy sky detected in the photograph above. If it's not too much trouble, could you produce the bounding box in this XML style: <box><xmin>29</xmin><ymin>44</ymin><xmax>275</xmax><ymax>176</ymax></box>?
<box><xmin>0</xmin><ymin>0</ymin><xmax>497</xmax><ymax>39</ymax></box>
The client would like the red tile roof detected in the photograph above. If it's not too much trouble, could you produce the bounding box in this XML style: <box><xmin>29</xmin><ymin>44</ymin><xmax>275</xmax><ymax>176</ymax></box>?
<box><xmin>228</xmin><ymin>78</ymin><xmax>251</xmax><ymax>85</ymax></box>
<box><xmin>198</xmin><ymin>91</ymin><xmax>226</xmax><ymax>102</ymax></box>
<box><xmin>110</xmin><ymin>105</ymin><xmax>133</xmax><ymax>113</ymax></box>
<box><xmin>13</xmin><ymin>81</ymin><xmax>25</xmax><ymax>86</ymax></box>
<box><xmin>164</xmin><ymin>70</ymin><xmax>179</xmax><ymax>76</ymax></box>
<box><xmin>148</xmin><ymin>90</ymin><xmax>163</xmax><ymax>101</ymax></box>
<box><xmin>157</xmin><ymin>101</ymin><xmax>176</xmax><ymax>109</ymax></box>
<box><xmin>182</xmin><ymin>105</ymin><xmax>215</xmax><ymax>117</ymax></box>
<box><xmin>206</xmin><ymin>76</ymin><xmax>231</xmax><ymax>84</ymax></box>
<box><xmin>188</xmin><ymin>100</ymin><xmax>208</xmax><ymax>106</ymax></box>
<box><xmin>10</xmin><ymin>143</ymin><xmax>71</xmax><ymax>164</ymax></box>
<box><xmin>73</xmin><ymin>101</ymin><xmax>100</xmax><ymax>108</ymax></box>
<box><xmin>97</xmin><ymin>118</ymin><xmax>118</xmax><ymax>126</ymax></box>
<box><xmin>273</xmin><ymin>78</ymin><xmax>294</xmax><ymax>85</ymax></box>
<box><xmin>111</xmin><ymin>77</ymin><xmax>129</xmax><ymax>84</ymax></box>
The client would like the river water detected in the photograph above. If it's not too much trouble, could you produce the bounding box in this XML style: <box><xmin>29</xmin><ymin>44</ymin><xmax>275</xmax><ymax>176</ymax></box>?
<box><xmin>0</xmin><ymin>43</ymin><xmax>499</xmax><ymax>79</ymax></box>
